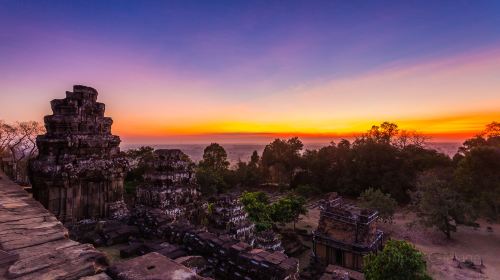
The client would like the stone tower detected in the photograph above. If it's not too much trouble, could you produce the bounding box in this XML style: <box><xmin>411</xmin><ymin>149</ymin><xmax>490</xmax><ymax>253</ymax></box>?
<box><xmin>313</xmin><ymin>193</ymin><xmax>384</xmax><ymax>271</ymax></box>
<box><xmin>30</xmin><ymin>85</ymin><xmax>127</xmax><ymax>223</ymax></box>
<box><xmin>135</xmin><ymin>149</ymin><xmax>202</xmax><ymax>222</ymax></box>
<box><xmin>208</xmin><ymin>194</ymin><xmax>255</xmax><ymax>246</ymax></box>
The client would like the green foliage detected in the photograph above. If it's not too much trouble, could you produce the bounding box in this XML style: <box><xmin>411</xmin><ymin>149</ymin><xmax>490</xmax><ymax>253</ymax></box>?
<box><xmin>364</xmin><ymin>240</ymin><xmax>431</xmax><ymax>280</ymax></box>
<box><xmin>207</xmin><ymin>202</ymin><xmax>214</xmax><ymax>215</ymax></box>
<box><xmin>298</xmin><ymin>123</ymin><xmax>451</xmax><ymax>203</ymax></box>
<box><xmin>196</xmin><ymin>143</ymin><xmax>231</xmax><ymax>195</ymax></box>
<box><xmin>454</xmin><ymin>123</ymin><xmax>500</xmax><ymax>220</ymax></box>
<box><xmin>270</xmin><ymin>194</ymin><xmax>308</xmax><ymax>229</ymax></box>
<box><xmin>358</xmin><ymin>188</ymin><xmax>397</xmax><ymax>223</ymax></box>
<box><xmin>411</xmin><ymin>171</ymin><xmax>474</xmax><ymax>239</ymax></box>
<box><xmin>261</xmin><ymin>137</ymin><xmax>303</xmax><ymax>185</ymax></box>
<box><xmin>240</xmin><ymin>191</ymin><xmax>273</xmax><ymax>231</ymax></box>
<box><xmin>199</xmin><ymin>143</ymin><xmax>230</xmax><ymax>171</ymax></box>
<box><xmin>240</xmin><ymin>191</ymin><xmax>307</xmax><ymax>231</ymax></box>
<box><xmin>196</xmin><ymin>165</ymin><xmax>227</xmax><ymax>195</ymax></box>
<box><xmin>232</xmin><ymin>151</ymin><xmax>264</xmax><ymax>187</ymax></box>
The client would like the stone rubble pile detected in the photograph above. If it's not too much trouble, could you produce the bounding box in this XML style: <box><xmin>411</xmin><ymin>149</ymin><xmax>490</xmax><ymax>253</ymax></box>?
<box><xmin>159</xmin><ymin>223</ymin><xmax>300</xmax><ymax>280</ymax></box>
<box><xmin>69</xmin><ymin>219</ymin><xmax>139</xmax><ymax>246</ymax></box>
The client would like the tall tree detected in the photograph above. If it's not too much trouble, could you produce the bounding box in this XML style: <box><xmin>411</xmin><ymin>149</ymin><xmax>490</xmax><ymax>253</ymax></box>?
<box><xmin>199</xmin><ymin>143</ymin><xmax>230</xmax><ymax>171</ymax></box>
<box><xmin>412</xmin><ymin>171</ymin><xmax>473</xmax><ymax>239</ymax></box>
<box><xmin>196</xmin><ymin>143</ymin><xmax>231</xmax><ymax>195</ymax></box>
<box><xmin>455</xmin><ymin>122</ymin><xmax>500</xmax><ymax>220</ymax></box>
<box><xmin>261</xmin><ymin>137</ymin><xmax>303</xmax><ymax>185</ymax></box>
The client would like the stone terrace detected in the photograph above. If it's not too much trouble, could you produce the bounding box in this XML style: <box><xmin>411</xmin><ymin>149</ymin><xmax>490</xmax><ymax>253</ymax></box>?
<box><xmin>0</xmin><ymin>171</ymin><xmax>108</xmax><ymax>279</ymax></box>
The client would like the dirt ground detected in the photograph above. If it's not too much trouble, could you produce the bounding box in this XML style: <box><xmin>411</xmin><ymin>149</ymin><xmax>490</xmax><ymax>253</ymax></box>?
<box><xmin>380</xmin><ymin>212</ymin><xmax>500</xmax><ymax>280</ymax></box>
<box><xmin>294</xmin><ymin>205</ymin><xmax>500</xmax><ymax>280</ymax></box>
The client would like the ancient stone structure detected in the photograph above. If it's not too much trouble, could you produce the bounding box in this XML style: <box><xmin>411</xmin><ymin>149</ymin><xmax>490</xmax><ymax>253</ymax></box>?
<box><xmin>160</xmin><ymin>224</ymin><xmax>300</xmax><ymax>280</ymax></box>
<box><xmin>0</xmin><ymin>170</ymin><xmax>108</xmax><ymax>279</ymax></box>
<box><xmin>29</xmin><ymin>85</ymin><xmax>127</xmax><ymax>223</ymax></box>
<box><xmin>135</xmin><ymin>149</ymin><xmax>202</xmax><ymax>223</ymax></box>
<box><xmin>312</xmin><ymin>193</ymin><xmax>384</xmax><ymax>272</ymax></box>
<box><xmin>208</xmin><ymin>194</ymin><xmax>255</xmax><ymax>246</ymax></box>
<box><xmin>255</xmin><ymin>229</ymin><xmax>284</xmax><ymax>253</ymax></box>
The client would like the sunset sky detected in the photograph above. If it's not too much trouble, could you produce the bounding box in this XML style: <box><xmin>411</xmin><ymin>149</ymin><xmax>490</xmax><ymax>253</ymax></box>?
<box><xmin>1</xmin><ymin>1</ymin><xmax>500</xmax><ymax>144</ymax></box>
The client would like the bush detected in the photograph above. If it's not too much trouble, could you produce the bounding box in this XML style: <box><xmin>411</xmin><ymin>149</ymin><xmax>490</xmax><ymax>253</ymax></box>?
<box><xmin>364</xmin><ymin>240</ymin><xmax>431</xmax><ymax>280</ymax></box>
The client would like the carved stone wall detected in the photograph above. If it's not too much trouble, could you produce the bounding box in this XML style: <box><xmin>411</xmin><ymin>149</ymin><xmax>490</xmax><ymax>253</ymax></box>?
<box><xmin>30</xmin><ymin>85</ymin><xmax>127</xmax><ymax>223</ymax></box>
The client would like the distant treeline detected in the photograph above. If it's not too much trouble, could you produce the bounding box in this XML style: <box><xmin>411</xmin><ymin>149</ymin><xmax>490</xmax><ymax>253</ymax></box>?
<box><xmin>124</xmin><ymin>121</ymin><xmax>500</xmax><ymax>238</ymax></box>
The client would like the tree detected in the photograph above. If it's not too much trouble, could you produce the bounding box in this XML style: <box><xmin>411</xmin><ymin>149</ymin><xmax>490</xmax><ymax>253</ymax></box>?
<box><xmin>0</xmin><ymin>121</ymin><xmax>44</xmax><ymax>182</ymax></box>
<box><xmin>350</xmin><ymin>135</ymin><xmax>413</xmax><ymax>202</ymax></box>
<box><xmin>364</xmin><ymin>122</ymin><xmax>399</xmax><ymax>144</ymax></box>
<box><xmin>249</xmin><ymin>150</ymin><xmax>260</xmax><ymax>168</ymax></box>
<box><xmin>196</xmin><ymin>166</ymin><xmax>227</xmax><ymax>196</ymax></box>
<box><xmin>394</xmin><ymin>130</ymin><xmax>428</xmax><ymax>149</ymax></box>
<box><xmin>271</xmin><ymin>194</ymin><xmax>308</xmax><ymax>230</ymax></box>
<box><xmin>295</xmin><ymin>122</ymin><xmax>448</xmax><ymax>203</ymax></box>
<box><xmin>241</xmin><ymin>192</ymin><xmax>307</xmax><ymax>231</ymax></box>
<box><xmin>482</xmin><ymin>121</ymin><xmax>500</xmax><ymax>138</ymax></box>
<box><xmin>358</xmin><ymin>188</ymin><xmax>397</xmax><ymax>223</ymax></box>
<box><xmin>240</xmin><ymin>191</ymin><xmax>273</xmax><ymax>231</ymax></box>
<box><xmin>412</xmin><ymin>171</ymin><xmax>473</xmax><ymax>239</ymax></box>
<box><xmin>261</xmin><ymin>137</ymin><xmax>303</xmax><ymax>185</ymax></box>
<box><xmin>196</xmin><ymin>143</ymin><xmax>231</xmax><ymax>195</ymax></box>
<box><xmin>199</xmin><ymin>143</ymin><xmax>230</xmax><ymax>172</ymax></box>
<box><xmin>454</xmin><ymin>122</ymin><xmax>500</xmax><ymax>220</ymax></box>
<box><xmin>364</xmin><ymin>240</ymin><xmax>431</xmax><ymax>280</ymax></box>
<box><xmin>0</xmin><ymin>121</ymin><xmax>17</xmax><ymax>156</ymax></box>
<box><xmin>232</xmin><ymin>150</ymin><xmax>263</xmax><ymax>187</ymax></box>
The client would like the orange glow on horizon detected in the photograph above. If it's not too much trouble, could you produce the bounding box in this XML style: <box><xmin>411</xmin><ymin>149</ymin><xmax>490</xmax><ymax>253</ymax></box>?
<box><xmin>114</xmin><ymin>110</ymin><xmax>500</xmax><ymax>144</ymax></box>
<box><xmin>104</xmin><ymin>48</ymin><xmax>500</xmax><ymax>144</ymax></box>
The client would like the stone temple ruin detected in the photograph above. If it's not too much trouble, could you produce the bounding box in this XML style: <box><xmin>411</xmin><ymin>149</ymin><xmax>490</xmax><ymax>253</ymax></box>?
<box><xmin>29</xmin><ymin>85</ymin><xmax>128</xmax><ymax>224</ymax></box>
<box><xmin>255</xmin><ymin>229</ymin><xmax>285</xmax><ymax>253</ymax></box>
<box><xmin>16</xmin><ymin>85</ymin><xmax>373</xmax><ymax>280</ymax></box>
<box><xmin>135</xmin><ymin>149</ymin><xmax>202</xmax><ymax>224</ymax></box>
<box><xmin>158</xmin><ymin>224</ymin><xmax>300</xmax><ymax>279</ymax></box>
<box><xmin>208</xmin><ymin>194</ymin><xmax>256</xmax><ymax>246</ymax></box>
<box><xmin>313</xmin><ymin>193</ymin><xmax>384</xmax><ymax>272</ymax></box>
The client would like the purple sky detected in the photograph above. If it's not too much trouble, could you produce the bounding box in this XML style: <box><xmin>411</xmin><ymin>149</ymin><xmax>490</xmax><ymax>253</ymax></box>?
<box><xmin>1</xmin><ymin>1</ymin><xmax>500</xmax><ymax>143</ymax></box>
